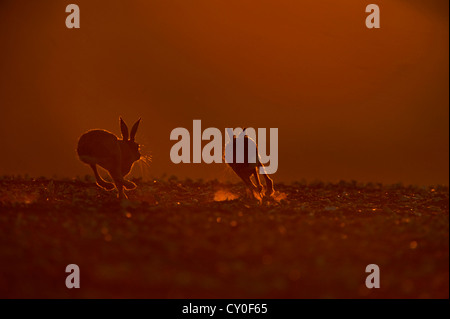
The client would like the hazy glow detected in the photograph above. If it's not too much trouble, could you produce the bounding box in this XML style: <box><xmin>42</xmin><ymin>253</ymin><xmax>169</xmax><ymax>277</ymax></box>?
<box><xmin>0</xmin><ymin>0</ymin><xmax>448</xmax><ymax>185</ymax></box>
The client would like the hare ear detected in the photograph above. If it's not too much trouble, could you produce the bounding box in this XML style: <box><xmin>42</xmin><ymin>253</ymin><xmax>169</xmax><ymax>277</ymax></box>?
<box><xmin>120</xmin><ymin>117</ymin><xmax>129</xmax><ymax>141</ymax></box>
<box><xmin>130</xmin><ymin>118</ymin><xmax>141</xmax><ymax>142</ymax></box>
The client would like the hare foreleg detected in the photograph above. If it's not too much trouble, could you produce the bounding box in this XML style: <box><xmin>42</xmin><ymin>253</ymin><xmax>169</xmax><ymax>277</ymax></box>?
<box><xmin>259</xmin><ymin>164</ymin><xmax>275</xmax><ymax>196</ymax></box>
<box><xmin>236</xmin><ymin>169</ymin><xmax>259</xmax><ymax>198</ymax></box>
<box><xmin>109</xmin><ymin>170</ymin><xmax>138</xmax><ymax>199</ymax></box>
<box><xmin>252</xmin><ymin>167</ymin><xmax>264</xmax><ymax>196</ymax></box>
<box><xmin>107</xmin><ymin>168</ymin><xmax>128</xmax><ymax>199</ymax></box>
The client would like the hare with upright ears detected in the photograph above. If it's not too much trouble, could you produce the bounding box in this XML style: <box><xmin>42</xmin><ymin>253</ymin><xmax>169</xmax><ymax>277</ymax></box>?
<box><xmin>77</xmin><ymin>117</ymin><xmax>142</xmax><ymax>199</ymax></box>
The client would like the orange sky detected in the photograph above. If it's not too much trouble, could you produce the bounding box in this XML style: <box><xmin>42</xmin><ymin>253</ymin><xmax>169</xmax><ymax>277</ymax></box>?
<box><xmin>0</xmin><ymin>0</ymin><xmax>448</xmax><ymax>185</ymax></box>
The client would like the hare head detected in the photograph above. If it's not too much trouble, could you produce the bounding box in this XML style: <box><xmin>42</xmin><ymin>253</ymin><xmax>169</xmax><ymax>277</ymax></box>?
<box><xmin>119</xmin><ymin>117</ymin><xmax>142</xmax><ymax>166</ymax></box>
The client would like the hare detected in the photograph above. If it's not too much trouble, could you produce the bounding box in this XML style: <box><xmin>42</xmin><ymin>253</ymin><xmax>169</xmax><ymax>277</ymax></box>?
<box><xmin>225</xmin><ymin>129</ymin><xmax>275</xmax><ymax>198</ymax></box>
<box><xmin>77</xmin><ymin>117</ymin><xmax>142</xmax><ymax>199</ymax></box>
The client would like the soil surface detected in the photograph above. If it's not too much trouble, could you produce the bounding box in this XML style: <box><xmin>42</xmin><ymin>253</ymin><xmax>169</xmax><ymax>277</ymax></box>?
<box><xmin>0</xmin><ymin>176</ymin><xmax>448</xmax><ymax>298</ymax></box>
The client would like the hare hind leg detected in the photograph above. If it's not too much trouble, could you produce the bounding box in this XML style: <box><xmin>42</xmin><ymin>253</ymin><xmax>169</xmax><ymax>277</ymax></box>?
<box><xmin>90</xmin><ymin>164</ymin><xmax>115</xmax><ymax>190</ymax></box>
<box><xmin>122</xmin><ymin>179</ymin><xmax>137</xmax><ymax>190</ymax></box>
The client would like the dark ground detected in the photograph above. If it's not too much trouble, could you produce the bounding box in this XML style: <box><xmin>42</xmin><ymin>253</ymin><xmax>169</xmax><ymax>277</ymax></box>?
<box><xmin>0</xmin><ymin>176</ymin><xmax>448</xmax><ymax>298</ymax></box>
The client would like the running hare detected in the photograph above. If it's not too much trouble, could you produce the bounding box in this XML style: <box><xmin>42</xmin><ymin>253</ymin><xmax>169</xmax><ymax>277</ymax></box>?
<box><xmin>225</xmin><ymin>128</ymin><xmax>275</xmax><ymax>198</ymax></box>
<box><xmin>77</xmin><ymin>117</ymin><xmax>141</xmax><ymax>199</ymax></box>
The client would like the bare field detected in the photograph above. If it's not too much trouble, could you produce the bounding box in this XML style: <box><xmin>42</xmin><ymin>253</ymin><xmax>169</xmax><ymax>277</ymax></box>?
<box><xmin>0</xmin><ymin>176</ymin><xmax>448</xmax><ymax>298</ymax></box>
